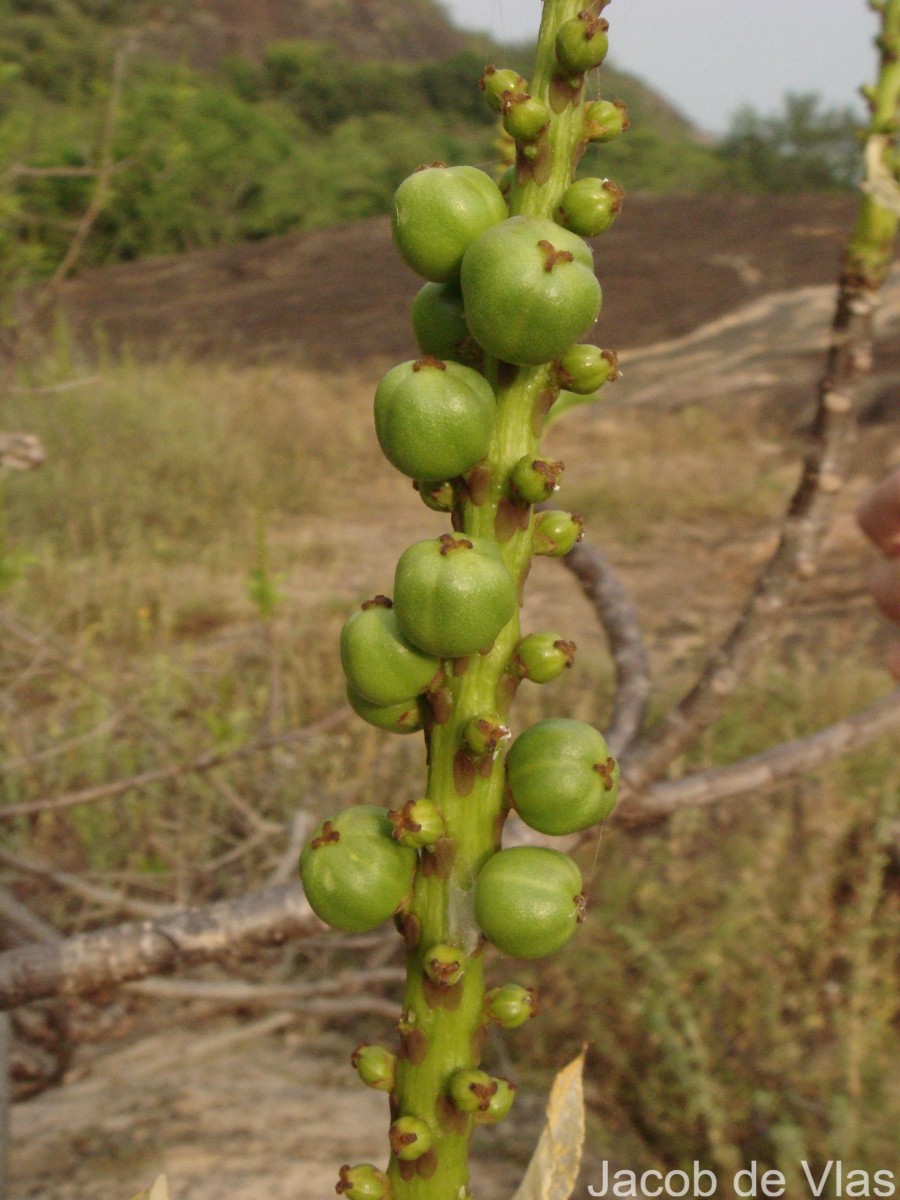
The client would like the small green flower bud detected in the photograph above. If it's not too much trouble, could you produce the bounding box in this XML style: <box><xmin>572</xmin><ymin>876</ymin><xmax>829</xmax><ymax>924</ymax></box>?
<box><xmin>413</xmin><ymin>479</ymin><xmax>456</xmax><ymax>513</ymax></box>
<box><xmin>475</xmin><ymin>1077</ymin><xmax>517</xmax><ymax>1124</ymax></box>
<box><xmin>555</xmin><ymin>13</ymin><xmax>609</xmax><ymax>75</ymax></box>
<box><xmin>510</xmin><ymin>456</ymin><xmax>564</xmax><ymax>504</ymax></box>
<box><xmin>532</xmin><ymin>509</ymin><xmax>585</xmax><ymax>557</ymax></box>
<box><xmin>336</xmin><ymin>1164</ymin><xmax>391</xmax><ymax>1200</ymax></box>
<box><xmin>556</xmin><ymin>345</ymin><xmax>619</xmax><ymax>395</ymax></box>
<box><xmin>501</xmin><ymin>92</ymin><xmax>551</xmax><ymax>142</ymax></box>
<box><xmin>480</xmin><ymin>65</ymin><xmax>527</xmax><ymax>112</ymax></box>
<box><xmin>389</xmin><ymin>1116</ymin><xmax>433</xmax><ymax>1161</ymax></box>
<box><xmin>388</xmin><ymin>798</ymin><xmax>445</xmax><ymax>848</ymax></box>
<box><xmin>484</xmin><ymin>983</ymin><xmax>538</xmax><ymax>1029</ymax></box>
<box><xmin>462</xmin><ymin>713</ymin><xmax>510</xmax><ymax>758</ymax></box>
<box><xmin>351</xmin><ymin>1043</ymin><xmax>397</xmax><ymax>1092</ymax></box>
<box><xmin>583</xmin><ymin>99</ymin><xmax>630</xmax><ymax>142</ymax></box>
<box><xmin>423</xmin><ymin>943</ymin><xmax>466</xmax><ymax>988</ymax></box>
<box><xmin>513</xmin><ymin>633</ymin><xmax>576</xmax><ymax>683</ymax></box>
<box><xmin>448</xmin><ymin>1068</ymin><xmax>498</xmax><ymax>1113</ymax></box>
<box><xmin>556</xmin><ymin>177</ymin><xmax>624</xmax><ymax>238</ymax></box>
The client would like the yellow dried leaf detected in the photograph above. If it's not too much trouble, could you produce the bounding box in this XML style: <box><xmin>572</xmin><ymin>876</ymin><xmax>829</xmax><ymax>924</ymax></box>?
<box><xmin>128</xmin><ymin>1175</ymin><xmax>170</xmax><ymax>1200</ymax></box>
<box><xmin>511</xmin><ymin>1047</ymin><xmax>586</xmax><ymax>1200</ymax></box>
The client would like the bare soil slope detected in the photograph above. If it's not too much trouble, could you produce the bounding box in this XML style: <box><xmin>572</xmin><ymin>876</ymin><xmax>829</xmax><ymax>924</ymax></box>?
<box><xmin>10</xmin><ymin>195</ymin><xmax>900</xmax><ymax>1200</ymax></box>
<box><xmin>55</xmin><ymin>194</ymin><xmax>875</xmax><ymax>371</ymax></box>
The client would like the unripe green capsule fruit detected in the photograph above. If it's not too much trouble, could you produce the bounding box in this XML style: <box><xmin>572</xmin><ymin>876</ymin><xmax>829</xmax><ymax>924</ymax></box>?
<box><xmin>556</xmin><ymin>177</ymin><xmax>624</xmax><ymax>238</ymax></box>
<box><xmin>474</xmin><ymin>846</ymin><xmax>584</xmax><ymax>959</ymax></box>
<box><xmin>556</xmin><ymin>344</ymin><xmax>619</xmax><ymax>395</ymax></box>
<box><xmin>374</xmin><ymin>357</ymin><xmax>496</xmax><ymax>483</ymax></box>
<box><xmin>300</xmin><ymin>806</ymin><xmax>417</xmax><ymax>933</ymax></box>
<box><xmin>351</xmin><ymin>1043</ymin><xmax>397</xmax><ymax>1092</ymax></box>
<box><xmin>410</xmin><ymin>281</ymin><xmax>480</xmax><ymax>367</ymax></box>
<box><xmin>461</xmin><ymin>216</ymin><xmax>601</xmax><ymax>366</ymax></box>
<box><xmin>583</xmin><ymin>98</ymin><xmax>630</xmax><ymax>142</ymax></box>
<box><xmin>463</xmin><ymin>713</ymin><xmax>510</xmax><ymax>758</ymax></box>
<box><xmin>480</xmin><ymin>65</ymin><xmax>527</xmax><ymax>112</ymax></box>
<box><xmin>423</xmin><ymin>943</ymin><xmax>466</xmax><ymax>988</ymax></box>
<box><xmin>532</xmin><ymin>509</ymin><xmax>585</xmax><ymax>557</ymax></box>
<box><xmin>555</xmin><ymin>13</ymin><xmax>610</xmax><ymax>74</ymax></box>
<box><xmin>514</xmin><ymin>633</ymin><xmax>576</xmax><ymax>683</ymax></box>
<box><xmin>389</xmin><ymin>1116</ymin><xmax>433</xmax><ymax>1161</ymax></box>
<box><xmin>393</xmin><ymin>533</ymin><xmax>517</xmax><ymax>659</ymax></box>
<box><xmin>336</xmin><ymin>1164</ymin><xmax>391</xmax><ymax>1200</ymax></box>
<box><xmin>392</xmin><ymin>164</ymin><xmax>507</xmax><ymax>282</ymax></box>
<box><xmin>509</xmin><ymin>456</ymin><xmax>564</xmax><ymax>504</ymax></box>
<box><xmin>346</xmin><ymin>685</ymin><xmax>426</xmax><ymax>735</ymax></box>
<box><xmin>448</xmin><ymin>1069</ymin><xmax>497</xmax><ymax>1113</ymax></box>
<box><xmin>475</xmin><ymin>1077</ymin><xmax>517</xmax><ymax>1125</ymax></box>
<box><xmin>484</xmin><ymin>983</ymin><xmax>538</xmax><ymax>1028</ymax></box>
<box><xmin>388</xmin><ymin>798</ymin><xmax>445</xmax><ymax>848</ymax></box>
<box><xmin>501</xmin><ymin>92</ymin><xmax>551</xmax><ymax>142</ymax></box>
<box><xmin>340</xmin><ymin>596</ymin><xmax>440</xmax><ymax>707</ymax></box>
<box><xmin>506</xmin><ymin>718</ymin><xmax>619</xmax><ymax>834</ymax></box>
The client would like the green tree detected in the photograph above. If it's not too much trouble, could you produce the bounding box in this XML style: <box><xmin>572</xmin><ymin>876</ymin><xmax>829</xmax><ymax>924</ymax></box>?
<box><xmin>718</xmin><ymin>92</ymin><xmax>861</xmax><ymax>191</ymax></box>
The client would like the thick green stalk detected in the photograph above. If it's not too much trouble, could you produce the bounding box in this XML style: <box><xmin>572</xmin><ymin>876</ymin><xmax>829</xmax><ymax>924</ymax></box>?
<box><xmin>385</xmin><ymin>4</ymin><xmax>606</xmax><ymax>1197</ymax></box>
<box><xmin>845</xmin><ymin>0</ymin><xmax>900</xmax><ymax>284</ymax></box>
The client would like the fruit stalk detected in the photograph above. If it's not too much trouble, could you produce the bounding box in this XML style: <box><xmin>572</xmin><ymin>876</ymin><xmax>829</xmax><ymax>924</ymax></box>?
<box><xmin>303</xmin><ymin>3</ymin><xmax>624</xmax><ymax>1198</ymax></box>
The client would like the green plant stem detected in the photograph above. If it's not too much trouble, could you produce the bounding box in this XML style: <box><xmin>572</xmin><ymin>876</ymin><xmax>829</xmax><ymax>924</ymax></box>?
<box><xmin>385</xmin><ymin>4</ymin><xmax>600</xmax><ymax>1197</ymax></box>
<box><xmin>845</xmin><ymin>0</ymin><xmax>900</xmax><ymax>285</ymax></box>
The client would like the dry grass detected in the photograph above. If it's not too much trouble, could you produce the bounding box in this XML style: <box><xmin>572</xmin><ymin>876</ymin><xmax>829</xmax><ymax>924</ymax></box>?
<box><xmin>2</xmin><ymin>347</ymin><xmax>897</xmax><ymax>1175</ymax></box>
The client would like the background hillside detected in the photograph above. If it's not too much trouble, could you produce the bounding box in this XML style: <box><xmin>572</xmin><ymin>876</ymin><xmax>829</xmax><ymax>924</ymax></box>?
<box><xmin>1</xmin><ymin>0</ymin><xmax>858</xmax><ymax>298</ymax></box>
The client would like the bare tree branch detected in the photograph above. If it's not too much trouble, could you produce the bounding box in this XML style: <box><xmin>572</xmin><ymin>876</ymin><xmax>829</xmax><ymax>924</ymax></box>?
<box><xmin>615</xmin><ymin>687</ymin><xmax>900</xmax><ymax>824</ymax></box>
<box><xmin>0</xmin><ymin>847</ymin><xmax>175</xmax><ymax>922</ymax></box>
<box><xmin>560</xmin><ymin>539</ymin><xmax>652</xmax><ymax>758</ymax></box>
<box><xmin>622</xmin><ymin>251</ymin><xmax>895</xmax><ymax>793</ymax></box>
<box><xmin>0</xmin><ymin>882</ymin><xmax>322</xmax><ymax>1011</ymax></box>
<box><xmin>126</xmin><ymin>967</ymin><xmax>404</xmax><ymax>1005</ymax></box>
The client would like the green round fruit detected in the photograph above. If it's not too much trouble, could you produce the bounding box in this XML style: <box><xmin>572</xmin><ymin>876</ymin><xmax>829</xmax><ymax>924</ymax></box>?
<box><xmin>410</xmin><ymin>281</ymin><xmax>480</xmax><ymax>365</ymax></box>
<box><xmin>460</xmin><ymin>216</ymin><xmax>601</xmax><ymax>366</ymax></box>
<box><xmin>501</xmin><ymin>93</ymin><xmax>551</xmax><ymax>142</ymax></box>
<box><xmin>506</xmin><ymin>717</ymin><xmax>619</xmax><ymax>835</ymax></box>
<box><xmin>346</xmin><ymin>685</ymin><xmax>426</xmax><ymax>735</ymax></box>
<box><xmin>556</xmin><ymin>177</ymin><xmax>624</xmax><ymax>237</ymax></box>
<box><xmin>509</xmin><ymin>455</ymin><xmax>564</xmax><ymax>503</ymax></box>
<box><xmin>555</xmin><ymin>13</ymin><xmax>609</xmax><ymax>74</ymax></box>
<box><xmin>351</xmin><ymin>1043</ymin><xmax>397</xmax><ymax>1092</ymax></box>
<box><xmin>393</xmin><ymin>533</ymin><xmax>517</xmax><ymax>658</ymax></box>
<box><xmin>532</xmin><ymin>509</ymin><xmax>585</xmax><ymax>557</ymax></box>
<box><xmin>448</xmin><ymin>1069</ymin><xmax>496</xmax><ymax>1113</ymax></box>
<box><xmin>584</xmin><ymin>99</ymin><xmax>630</xmax><ymax>143</ymax></box>
<box><xmin>389</xmin><ymin>1116</ymin><xmax>433</xmax><ymax>1161</ymax></box>
<box><xmin>388</xmin><ymin>797</ymin><xmax>445</xmax><ymax>848</ymax></box>
<box><xmin>340</xmin><ymin>596</ymin><xmax>440</xmax><ymax>706</ymax></box>
<box><xmin>392</xmin><ymin>164</ymin><xmax>507</xmax><ymax>282</ymax></box>
<box><xmin>514</xmin><ymin>633</ymin><xmax>576</xmax><ymax>683</ymax></box>
<box><xmin>474</xmin><ymin>847</ymin><xmax>583</xmax><ymax>959</ymax></box>
<box><xmin>475</xmin><ymin>1077</ymin><xmax>517</xmax><ymax>1124</ymax></box>
<box><xmin>336</xmin><ymin>1164</ymin><xmax>390</xmax><ymax>1200</ymax></box>
<box><xmin>556</xmin><ymin>344</ymin><xmax>619</xmax><ymax>394</ymax></box>
<box><xmin>480</xmin><ymin>65</ymin><xmax>527</xmax><ymax>112</ymax></box>
<box><xmin>374</xmin><ymin>357</ymin><xmax>496</xmax><ymax>482</ymax></box>
<box><xmin>484</xmin><ymin>983</ymin><xmax>537</xmax><ymax>1029</ymax></box>
<box><xmin>300</xmin><ymin>805</ymin><xmax>417</xmax><ymax>933</ymax></box>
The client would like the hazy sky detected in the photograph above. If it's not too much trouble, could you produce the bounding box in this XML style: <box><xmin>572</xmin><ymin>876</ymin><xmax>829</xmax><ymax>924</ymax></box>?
<box><xmin>438</xmin><ymin>0</ymin><xmax>881</xmax><ymax>134</ymax></box>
